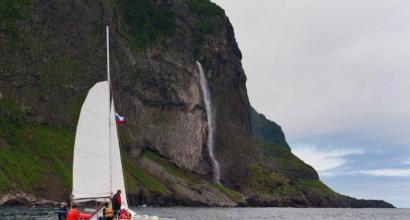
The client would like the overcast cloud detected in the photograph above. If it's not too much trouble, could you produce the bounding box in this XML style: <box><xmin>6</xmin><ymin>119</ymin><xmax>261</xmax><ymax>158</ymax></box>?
<box><xmin>212</xmin><ymin>0</ymin><xmax>410</xmax><ymax>207</ymax></box>
<box><xmin>292</xmin><ymin>144</ymin><xmax>363</xmax><ymax>174</ymax></box>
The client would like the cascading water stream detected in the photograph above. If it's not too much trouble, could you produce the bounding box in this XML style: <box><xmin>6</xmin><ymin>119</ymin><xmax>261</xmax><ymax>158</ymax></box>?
<box><xmin>196</xmin><ymin>61</ymin><xmax>221</xmax><ymax>184</ymax></box>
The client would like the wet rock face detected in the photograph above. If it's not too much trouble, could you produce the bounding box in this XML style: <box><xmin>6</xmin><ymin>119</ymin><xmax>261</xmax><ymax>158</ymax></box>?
<box><xmin>115</xmin><ymin>59</ymin><xmax>209</xmax><ymax>173</ymax></box>
<box><xmin>109</xmin><ymin>0</ymin><xmax>253</xmax><ymax>179</ymax></box>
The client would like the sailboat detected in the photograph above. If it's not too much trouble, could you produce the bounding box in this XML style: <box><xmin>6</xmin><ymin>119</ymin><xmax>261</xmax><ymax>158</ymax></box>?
<box><xmin>71</xmin><ymin>26</ymin><xmax>164</xmax><ymax>220</ymax></box>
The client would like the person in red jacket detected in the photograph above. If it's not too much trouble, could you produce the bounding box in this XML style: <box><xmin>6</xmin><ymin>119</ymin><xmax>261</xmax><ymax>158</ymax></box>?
<box><xmin>118</xmin><ymin>209</ymin><xmax>131</xmax><ymax>219</ymax></box>
<box><xmin>112</xmin><ymin>190</ymin><xmax>122</xmax><ymax>215</ymax></box>
<box><xmin>67</xmin><ymin>203</ymin><xmax>81</xmax><ymax>220</ymax></box>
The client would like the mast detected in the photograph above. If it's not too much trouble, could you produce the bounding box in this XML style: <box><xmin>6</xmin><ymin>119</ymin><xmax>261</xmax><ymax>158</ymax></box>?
<box><xmin>72</xmin><ymin>26</ymin><xmax>128</xmax><ymax>204</ymax></box>
<box><xmin>106</xmin><ymin>26</ymin><xmax>129</xmax><ymax>208</ymax></box>
<box><xmin>107</xmin><ymin>25</ymin><xmax>113</xmax><ymax>196</ymax></box>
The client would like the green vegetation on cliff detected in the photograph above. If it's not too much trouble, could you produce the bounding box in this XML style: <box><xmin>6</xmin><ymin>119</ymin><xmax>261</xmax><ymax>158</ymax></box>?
<box><xmin>123</xmin><ymin>154</ymin><xmax>169</xmax><ymax>195</ymax></box>
<box><xmin>117</xmin><ymin>0</ymin><xmax>176</xmax><ymax>50</ymax></box>
<box><xmin>0</xmin><ymin>99</ymin><xmax>73</xmax><ymax>195</ymax></box>
<box><xmin>184</xmin><ymin>0</ymin><xmax>226</xmax><ymax>57</ymax></box>
<box><xmin>0</xmin><ymin>0</ymin><xmax>29</xmax><ymax>38</ymax></box>
<box><xmin>251</xmin><ymin>107</ymin><xmax>290</xmax><ymax>148</ymax></box>
<box><xmin>185</xmin><ymin>0</ymin><xmax>224</xmax><ymax>37</ymax></box>
<box><xmin>139</xmin><ymin>149</ymin><xmax>243</xmax><ymax>205</ymax></box>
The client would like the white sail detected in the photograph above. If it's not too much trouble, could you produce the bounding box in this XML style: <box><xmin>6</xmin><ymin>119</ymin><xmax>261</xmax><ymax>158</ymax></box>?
<box><xmin>71</xmin><ymin>26</ymin><xmax>137</xmax><ymax>218</ymax></box>
<box><xmin>72</xmin><ymin>81</ymin><xmax>112</xmax><ymax>202</ymax></box>
<box><xmin>110</xmin><ymin>100</ymin><xmax>128</xmax><ymax>208</ymax></box>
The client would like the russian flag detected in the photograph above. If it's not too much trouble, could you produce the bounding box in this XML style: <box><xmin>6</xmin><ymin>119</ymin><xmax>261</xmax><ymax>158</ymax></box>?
<box><xmin>115</xmin><ymin>112</ymin><xmax>125</xmax><ymax>124</ymax></box>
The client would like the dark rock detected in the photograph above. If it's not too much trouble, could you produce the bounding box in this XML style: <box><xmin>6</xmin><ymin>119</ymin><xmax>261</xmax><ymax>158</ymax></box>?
<box><xmin>251</xmin><ymin>107</ymin><xmax>290</xmax><ymax>148</ymax></box>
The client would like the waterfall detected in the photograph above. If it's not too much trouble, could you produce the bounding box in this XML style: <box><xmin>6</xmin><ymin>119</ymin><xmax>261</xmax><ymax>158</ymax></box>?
<box><xmin>196</xmin><ymin>61</ymin><xmax>221</xmax><ymax>184</ymax></box>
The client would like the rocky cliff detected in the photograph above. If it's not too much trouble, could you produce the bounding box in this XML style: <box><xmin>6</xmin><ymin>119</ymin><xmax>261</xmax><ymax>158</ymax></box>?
<box><xmin>0</xmin><ymin>0</ymin><xmax>393</xmax><ymax>208</ymax></box>
<box><xmin>251</xmin><ymin>107</ymin><xmax>289</xmax><ymax>149</ymax></box>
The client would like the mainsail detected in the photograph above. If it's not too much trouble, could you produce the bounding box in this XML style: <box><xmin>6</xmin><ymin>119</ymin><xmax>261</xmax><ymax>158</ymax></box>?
<box><xmin>72</xmin><ymin>81</ymin><xmax>112</xmax><ymax>201</ymax></box>
<box><xmin>72</xmin><ymin>81</ymin><xmax>128</xmax><ymax>208</ymax></box>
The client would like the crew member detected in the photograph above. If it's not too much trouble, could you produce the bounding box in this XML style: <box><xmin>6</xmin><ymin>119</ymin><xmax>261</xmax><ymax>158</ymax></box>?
<box><xmin>102</xmin><ymin>202</ymin><xmax>114</xmax><ymax>220</ymax></box>
<box><xmin>112</xmin><ymin>190</ymin><xmax>122</xmax><ymax>214</ymax></box>
<box><xmin>118</xmin><ymin>209</ymin><xmax>131</xmax><ymax>219</ymax></box>
<box><xmin>58</xmin><ymin>202</ymin><xmax>68</xmax><ymax>220</ymax></box>
<box><xmin>67</xmin><ymin>203</ymin><xmax>81</xmax><ymax>220</ymax></box>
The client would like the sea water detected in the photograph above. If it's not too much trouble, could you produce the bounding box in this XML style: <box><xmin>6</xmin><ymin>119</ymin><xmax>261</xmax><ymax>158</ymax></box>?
<box><xmin>1</xmin><ymin>207</ymin><xmax>410</xmax><ymax>220</ymax></box>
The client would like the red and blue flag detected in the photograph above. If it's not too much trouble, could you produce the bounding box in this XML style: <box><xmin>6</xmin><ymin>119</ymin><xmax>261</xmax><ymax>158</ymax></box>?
<box><xmin>115</xmin><ymin>113</ymin><xmax>125</xmax><ymax>124</ymax></box>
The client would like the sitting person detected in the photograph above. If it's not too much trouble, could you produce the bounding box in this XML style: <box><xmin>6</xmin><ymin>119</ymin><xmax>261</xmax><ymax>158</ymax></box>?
<box><xmin>100</xmin><ymin>202</ymin><xmax>114</xmax><ymax>220</ymax></box>
<box><xmin>118</xmin><ymin>208</ymin><xmax>131</xmax><ymax>219</ymax></box>
<box><xmin>58</xmin><ymin>202</ymin><xmax>67</xmax><ymax>220</ymax></box>
<box><xmin>67</xmin><ymin>203</ymin><xmax>91</xmax><ymax>220</ymax></box>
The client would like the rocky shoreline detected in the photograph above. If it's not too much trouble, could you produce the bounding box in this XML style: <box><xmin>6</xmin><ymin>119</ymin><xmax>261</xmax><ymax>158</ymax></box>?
<box><xmin>0</xmin><ymin>192</ymin><xmax>394</xmax><ymax>208</ymax></box>
<box><xmin>0</xmin><ymin>192</ymin><xmax>58</xmax><ymax>207</ymax></box>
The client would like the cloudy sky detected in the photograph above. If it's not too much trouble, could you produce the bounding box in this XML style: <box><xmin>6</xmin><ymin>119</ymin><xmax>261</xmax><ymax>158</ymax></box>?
<box><xmin>212</xmin><ymin>0</ymin><xmax>410</xmax><ymax>207</ymax></box>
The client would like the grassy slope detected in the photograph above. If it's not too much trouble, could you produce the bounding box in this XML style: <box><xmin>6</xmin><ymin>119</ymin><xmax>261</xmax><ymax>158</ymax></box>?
<box><xmin>0</xmin><ymin>99</ymin><xmax>73</xmax><ymax>192</ymax></box>
<box><xmin>242</xmin><ymin>138</ymin><xmax>347</xmax><ymax>206</ymax></box>
<box><xmin>123</xmin><ymin>153</ymin><xmax>169</xmax><ymax>195</ymax></box>
<box><xmin>0</xmin><ymin>98</ymin><xmax>173</xmax><ymax>198</ymax></box>
<box><xmin>0</xmin><ymin>98</ymin><xmax>169</xmax><ymax>196</ymax></box>
<box><xmin>137</xmin><ymin>149</ymin><xmax>243</xmax><ymax>203</ymax></box>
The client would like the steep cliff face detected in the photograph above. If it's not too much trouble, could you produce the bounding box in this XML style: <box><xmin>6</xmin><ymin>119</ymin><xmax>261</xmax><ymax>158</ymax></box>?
<box><xmin>251</xmin><ymin>107</ymin><xmax>289</xmax><ymax>148</ymax></box>
<box><xmin>0</xmin><ymin>0</ymin><xmax>393</xmax><ymax>208</ymax></box>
